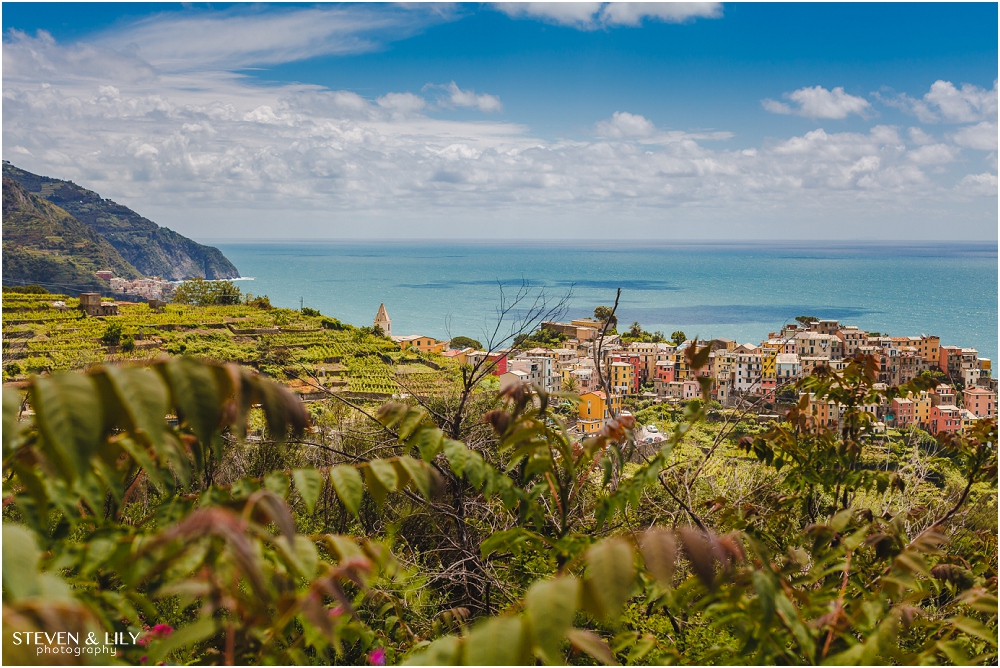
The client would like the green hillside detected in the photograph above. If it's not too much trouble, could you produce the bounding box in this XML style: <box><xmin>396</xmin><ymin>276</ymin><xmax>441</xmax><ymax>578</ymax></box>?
<box><xmin>2</xmin><ymin>178</ymin><xmax>141</xmax><ymax>292</ymax></box>
<box><xmin>3</xmin><ymin>162</ymin><xmax>240</xmax><ymax>281</ymax></box>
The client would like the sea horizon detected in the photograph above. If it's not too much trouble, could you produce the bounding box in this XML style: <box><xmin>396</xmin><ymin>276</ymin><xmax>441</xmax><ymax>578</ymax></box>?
<box><xmin>210</xmin><ymin>239</ymin><xmax>999</xmax><ymax>367</ymax></box>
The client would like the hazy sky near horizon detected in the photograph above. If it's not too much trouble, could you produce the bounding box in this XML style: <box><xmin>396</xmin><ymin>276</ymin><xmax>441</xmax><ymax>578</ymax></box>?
<box><xmin>3</xmin><ymin>2</ymin><xmax>998</xmax><ymax>240</ymax></box>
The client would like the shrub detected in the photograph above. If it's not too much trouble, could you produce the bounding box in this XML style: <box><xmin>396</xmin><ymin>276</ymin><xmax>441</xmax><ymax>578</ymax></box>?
<box><xmin>100</xmin><ymin>320</ymin><xmax>123</xmax><ymax>347</ymax></box>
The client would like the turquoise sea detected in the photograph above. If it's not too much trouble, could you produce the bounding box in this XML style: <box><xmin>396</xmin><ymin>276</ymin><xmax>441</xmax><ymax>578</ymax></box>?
<box><xmin>212</xmin><ymin>241</ymin><xmax>999</xmax><ymax>369</ymax></box>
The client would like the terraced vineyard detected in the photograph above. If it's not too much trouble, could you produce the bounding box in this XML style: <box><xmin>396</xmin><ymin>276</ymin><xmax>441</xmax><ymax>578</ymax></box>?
<box><xmin>1</xmin><ymin>291</ymin><xmax>461</xmax><ymax>399</ymax></box>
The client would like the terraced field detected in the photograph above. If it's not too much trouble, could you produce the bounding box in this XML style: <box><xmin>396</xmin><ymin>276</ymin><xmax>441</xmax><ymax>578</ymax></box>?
<box><xmin>1</xmin><ymin>292</ymin><xmax>461</xmax><ymax>399</ymax></box>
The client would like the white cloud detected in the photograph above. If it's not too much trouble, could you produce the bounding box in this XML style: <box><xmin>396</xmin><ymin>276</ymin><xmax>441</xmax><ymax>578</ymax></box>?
<box><xmin>907</xmin><ymin>127</ymin><xmax>934</xmax><ymax>145</ymax></box>
<box><xmin>594</xmin><ymin>111</ymin><xmax>733</xmax><ymax>145</ymax></box>
<box><xmin>905</xmin><ymin>143</ymin><xmax>959</xmax><ymax>166</ymax></box>
<box><xmin>598</xmin><ymin>3</ymin><xmax>723</xmax><ymax>26</ymax></box>
<box><xmin>494</xmin><ymin>3</ymin><xmax>603</xmax><ymax>29</ymax></box>
<box><xmin>951</xmin><ymin>121</ymin><xmax>998</xmax><ymax>151</ymax></box>
<box><xmin>878</xmin><ymin>80</ymin><xmax>998</xmax><ymax>124</ymax></box>
<box><xmin>439</xmin><ymin>82</ymin><xmax>503</xmax><ymax>113</ymax></box>
<box><xmin>924</xmin><ymin>80</ymin><xmax>998</xmax><ymax>123</ymax></box>
<box><xmin>762</xmin><ymin>86</ymin><xmax>871</xmax><ymax>120</ymax></box>
<box><xmin>92</xmin><ymin>5</ymin><xmax>454</xmax><ymax>71</ymax></box>
<box><xmin>376</xmin><ymin>92</ymin><xmax>426</xmax><ymax>116</ymax></box>
<box><xmin>955</xmin><ymin>172</ymin><xmax>999</xmax><ymax>196</ymax></box>
<box><xmin>594</xmin><ymin>111</ymin><xmax>655</xmax><ymax>138</ymax></box>
<box><xmin>2</xmin><ymin>27</ymin><xmax>995</xmax><ymax>240</ymax></box>
<box><xmin>493</xmin><ymin>2</ymin><xmax>721</xmax><ymax>30</ymax></box>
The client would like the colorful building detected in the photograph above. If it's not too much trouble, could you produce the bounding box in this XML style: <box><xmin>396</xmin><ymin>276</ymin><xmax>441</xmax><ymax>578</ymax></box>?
<box><xmin>578</xmin><ymin>391</ymin><xmax>623</xmax><ymax>434</ymax></box>
<box><xmin>962</xmin><ymin>386</ymin><xmax>996</xmax><ymax>419</ymax></box>
<box><xmin>929</xmin><ymin>405</ymin><xmax>963</xmax><ymax>435</ymax></box>
<box><xmin>392</xmin><ymin>335</ymin><xmax>448</xmax><ymax>354</ymax></box>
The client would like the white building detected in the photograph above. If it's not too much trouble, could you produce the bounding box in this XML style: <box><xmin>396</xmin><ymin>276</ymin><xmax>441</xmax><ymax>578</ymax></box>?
<box><xmin>374</xmin><ymin>303</ymin><xmax>392</xmax><ymax>337</ymax></box>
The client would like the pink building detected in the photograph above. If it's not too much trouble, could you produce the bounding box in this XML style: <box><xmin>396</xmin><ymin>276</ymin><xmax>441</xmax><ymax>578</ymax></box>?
<box><xmin>929</xmin><ymin>405</ymin><xmax>963</xmax><ymax>435</ymax></box>
<box><xmin>683</xmin><ymin>379</ymin><xmax>701</xmax><ymax>400</ymax></box>
<box><xmin>655</xmin><ymin>360</ymin><xmax>675</xmax><ymax>383</ymax></box>
<box><xmin>890</xmin><ymin>397</ymin><xmax>914</xmax><ymax>427</ymax></box>
<box><xmin>962</xmin><ymin>387</ymin><xmax>996</xmax><ymax>419</ymax></box>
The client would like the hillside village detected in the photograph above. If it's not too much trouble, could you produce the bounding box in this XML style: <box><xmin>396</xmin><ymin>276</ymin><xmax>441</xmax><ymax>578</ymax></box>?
<box><xmin>4</xmin><ymin>289</ymin><xmax>995</xmax><ymax>442</ymax></box>
<box><xmin>375</xmin><ymin>303</ymin><xmax>996</xmax><ymax>438</ymax></box>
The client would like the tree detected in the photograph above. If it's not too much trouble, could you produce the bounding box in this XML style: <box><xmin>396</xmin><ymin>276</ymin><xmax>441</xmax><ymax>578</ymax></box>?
<box><xmin>670</xmin><ymin>330</ymin><xmax>686</xmax><ymax>346</ymax></box>
<box><xmin>795</xmin><ymin>315</ymin><xmax>819</xmax><ymax>324</ymax></box>
<box><xmin>173</xmin><ymin>277</ymin><xmax>242</xmax><ymax>306</ymax></box>
<box><xmin>450</xmin><ymin>336</ymin><xmax>482</xmax><ymax>350</ymax></box>
<box><xmin>3</xmin><ymin>284</ymin><xmax>49</xmax><ymax>294</ymax></box>
<box><xmin>628</xmin><ymin>321</ymin><xmax>643</xmax><ymax>338</ymax></box>
<box><xmin>244</xmin><ymin>293</ymin><xmax>273</xmax><ymax>309</ymax></box>
<box><xmin>594</xmin><ymin>305</ymin><xmax>618</xmax><ymax>328</ymax></box>
<box><xmin>100</xmin><ymin>320</ymin><xmax>123</xmax><ymax>347</ymax></box>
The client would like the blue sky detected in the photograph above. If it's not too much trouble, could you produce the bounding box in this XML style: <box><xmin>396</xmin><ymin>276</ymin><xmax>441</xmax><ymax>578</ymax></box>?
<box><xmin>3</xmin><ymin>3</ymin><xmax>997</xmax><ymax>239</ymax></box>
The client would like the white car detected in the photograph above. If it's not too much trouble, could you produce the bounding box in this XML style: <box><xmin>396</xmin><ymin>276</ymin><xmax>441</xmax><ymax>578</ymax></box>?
<box><xmin>646</xmin><ymin>425</ymin><xmax>659</xmax><ymax>433</ymax></box>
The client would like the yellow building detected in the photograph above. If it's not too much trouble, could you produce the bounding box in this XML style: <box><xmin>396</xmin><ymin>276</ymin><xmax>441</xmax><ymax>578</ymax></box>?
<box><xmin>610</xmin><ymin>361</ymin><xmax>635</xmax><ymax>394</ymax></box>
<box><xmin>392</xmin><ymin>335</ymin><xmax>448</xmax><ymax>354</ymax></box>
<box><xmin>578</xmin><ymin>391</ymin><xmax>623</xmax><ymax>434</ymax></box>
<box><xmin>760</xmin><ymin>348</ymin><xmax>778</xmax><ymax>379</ymax></box>
<box><xmin>442</xmin><ymin>347</ymin><xmax>473</xmax><ymax>364</ymax></box>
<box><xmin>673</xmin><ymin>352</ymin><xmax>690</xmax><ymax>381</ymax></box>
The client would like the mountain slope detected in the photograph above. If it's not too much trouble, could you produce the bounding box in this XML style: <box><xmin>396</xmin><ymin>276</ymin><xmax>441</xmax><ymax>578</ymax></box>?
<box><xmin>3</xmin><ymin>178</ymin><xmax>142</xmax><ymax>292</ymax></box>
<box><xmin>3</xmin><ymin>163</ymin><xmax>240</xmax><ymax>281</ymax></box>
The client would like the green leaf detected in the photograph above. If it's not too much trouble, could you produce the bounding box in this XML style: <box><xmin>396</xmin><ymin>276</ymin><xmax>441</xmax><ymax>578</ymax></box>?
<box><xmin>774</xmin><ymin>591</ymin><xmax>816</xmax><ymax>659</ymax></box>
<box><xmin>894</xmin><ymin>551</ymin><xmax>931</xmax><ymax>577</ymax></box>
<box><xmin>367</xmin><ymin>458</ymin><xmax>399</xmax><ymax>492</ymax></box>
<box><xmin>405</xmin><ymin>636</ymin><xmax>462</xmax><ymax>665</ymax></box>
<box><xmin>264</xmin><ymin>471</ymin><xmax>291</xmax><ymax>499</ymax></box>
<box><xmin>566</xmin><ymin>629</ymin><xmax>617</xmax><ymax>666</ymax></box>
<box><xmin>363</xmin><ymin>465</ymin><xmax>390</xmax><ymax>507</ymax></box>
<box><xmin>293</xmin><ymin>467</ymin><xmax>325</xmax><ymax>514</ymax></box>
<box><xmin>830</xmin><ymin>508</ymin><xmax>853</xmax><ymax>533</ymax></box>
<box><xmin>398</xmin><ymin>407</ymin><xmax>426</xmax><ymax>439</ymax></box>
<box><xmin>31</xmin><ymin>372</ymin><xmax>103</xmax><ymax>481</ymax></box>
<box><xmin>412</xmin><ymin>427</ymin><xmax>444</xmax><ymax>462</ymax></box>
<box><xmin>146</xmin><ymin>616</ymin><xmax>218</xmax><ymax>665</ymax></box>
<box><xmin>155</xmin><ymin>356</ymin><xmax>221</xmax><ymax>469</ymax></box>
<box><xmin>330</xmin><ymin>465</ymin><xmax>363</xmax><ymax>516</ymax></box>
<box><xmin>464</xmin><ymin>616</ymin><xmax>527</xmax><ymax>665</ymax></box>
<box><xmin>98</xmin><ymin>365</ymin><xmax>169</xmax><ymax>449</ymax></box>
<box><xmin>526</xmin><ymin>576</ymin><xmax>580</xmax><ymax>664</ymax></box>
<box><xmin>117</xmin><ymin>435</ymin><xmax>165</xmax><ymax>492</ymax></box>
<box><xmin>397</xmin><ymin>456</ymin><xmax>435</xmax><ymax>500</ymax></box>
<box><xmin>443</xmin><ymin>439</ymin><xmax>468</xmax><ymax>475</ymax></box>
<box><xmin>950</xmin><ymin>616</ymin><xmax>998</xmax><ymax>646</ymax></box>
<box><xmin>752</xmin><ymin>571</ymin><xmax>776</xmax><ymax>624</ymax></box>
<box><xmin>2</xmin><ymin>387</ymin><xmax>24</xmax><ymax>458</ymax></box>
<box><xmin>2</xmin><ymin>523</ymin><xmax>43</xmax><ymax>600</ymax></box>
<box><xmin>582</xmin><ymin>538</ymin><xmax>635</xmax><ymax>621</ymax></box>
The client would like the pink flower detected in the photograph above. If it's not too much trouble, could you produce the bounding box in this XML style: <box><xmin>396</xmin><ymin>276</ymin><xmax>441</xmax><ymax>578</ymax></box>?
<box><xmin>328</xmin><ymin>606</ymin><xmax>345</xmax><ymax>618</ymax></box>
<box><xmin>150</xmin><ymin>624</ymin><xmax>173</xmax><ymax>636</ymax></box>
<box><xmin>140</xmin><ymin>657</ymin><xmax>148</xmax><ymax>664</ymax></box>
<box><xmin>368</xmin><ymin>647</ymin><xmax>387</xmax><ymax>666</ymax></box>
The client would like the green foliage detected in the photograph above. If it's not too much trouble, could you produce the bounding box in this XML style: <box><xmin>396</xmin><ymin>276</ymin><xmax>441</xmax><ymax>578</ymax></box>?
<box><xmin>100</xmin><ymin>319</ymin><xmax>124</xmax><ymax>346</ymax></box>
<box><xmin>621</xmin><ymin>322</ymin><xmax>666</xmax><ymax>343</ymax></box>
<box><xmin>514</xmin><ymin>327</ymin><xmax>567</xmax><ymax>348</ymax></box>
<box><xmin>594</xmin><ymin>305</ymin><xmax>618</xmax><ymax>328</ymax></box>
<box><xmin>671</xmin><ymin>330</ymin><xmax>687</xmax><ymax>346</ymax></box>
<box><xmin>301</xmin><ymin>306</ymin><xmax>321</xmax><ymax>316</ymax></box>
<box><xmin>244</xmin><ymin>293</ymin><xmax>273</xmax><ymax>309</ymax></box>
<box><xmin>449</xmin><ymin>336</ymin><xmax>482</xmax><ymax>350</ymax></box>
<box><xmin>796</xmin><ymin>315</ymin><xmax>819</xmax><ymax>324</ymax></box>
<box><xmin>3</xmin><ymin>333</ymin><xmax>996</xmax><ymax>666</ymax></box>
<box><xmin>3</xmin><ymin>284</ymin><xmax>50</xmax><ymax>294</ymax></box>
<box><xmin>173</xmin><ymin>277</ymin><xmax>242</xmax><ymax>306</ymax></box>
